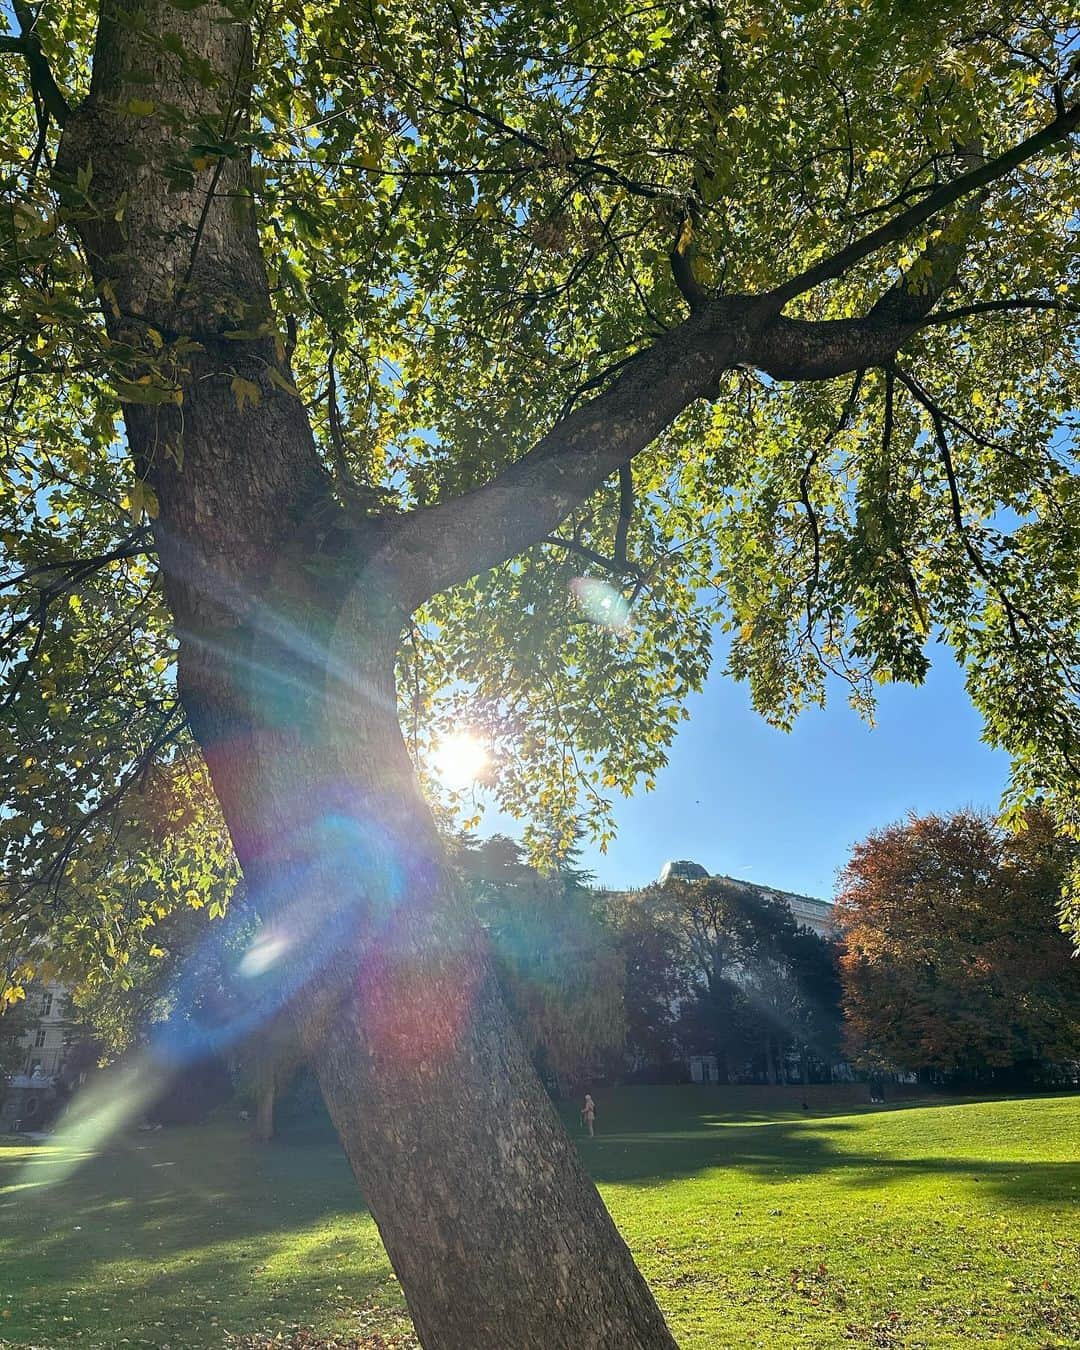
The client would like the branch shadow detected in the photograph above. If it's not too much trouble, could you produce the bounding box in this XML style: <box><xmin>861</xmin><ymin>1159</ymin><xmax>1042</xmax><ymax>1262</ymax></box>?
<box><xmin>565</xmin><ymin>1088</ymin><xmax>1080</xmax><ymax>1211</ymax></box>
<box><xmin>0</xmin><ymin>1125</ymin><xmax>411</xmax><ymax>1348</ymax></box>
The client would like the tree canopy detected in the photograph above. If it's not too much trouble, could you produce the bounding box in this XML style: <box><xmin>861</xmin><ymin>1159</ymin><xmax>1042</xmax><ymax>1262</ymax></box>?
<box><xmin>649</xmin><ymin>874</ymin><xmax>842</xmax><ymax>1081</ymax></box>
<box><xmin>460</xmin><ymin>833</ymin><xmax>625</xmax><ymax>1090</ymax></box>
<box><xmin>836</xmin><ymin>808</ymin><xmax>1080</xmax><ymax>1079</ymax></box>
<box><xmin>3</xmin><ymin>3</ymin><xmax>1080</xmax><ymax>976</ymax></box>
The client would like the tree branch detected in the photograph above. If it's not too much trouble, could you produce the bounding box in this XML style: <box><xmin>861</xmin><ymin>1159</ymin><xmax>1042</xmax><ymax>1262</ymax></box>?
<box><xmin>542</xmin><ymin>534</ymin><xmax>643</xmax><ymax>580</ymax></box>
<box><xmin>670</xmin><ymin>213</ymin><xmax>708</xmax><ymax>311</ymax></box>
<box><xmin>381</xmin><ymin>301</ymin><xmax>743</xmax><ymax>609</ymax></box>
<box><xmin>375</xmin><ymin>112</ymin><xmax>1079</xmax><ymax>615</ymax></box>
<box><xmin>918</xmin><ymin>297</ymin><xmax>1080</xmax><ymax>325</ymax></box>
<box><xmin>378</xmin><ymin>286</ymin><xmax>973</xmax><ymax>610</ymax></box>
<box><xmin>895</xmin><ymin>366</ymin><xmax>1029</xmax><ymax>651</ymax></box>
<box><xmin>765</xmin><ymin>104</ymin><xmax>1079</xmax><ymax>312</ymax></box>
<box><xmin>4</xmin><ymin>3</ymin><xmax>70</xmax><ymax>126</ymax></box>
<box><xmin>0</xmin><ymin>529</ymin><xmax>153</xmax><ymax>590</ymax></box>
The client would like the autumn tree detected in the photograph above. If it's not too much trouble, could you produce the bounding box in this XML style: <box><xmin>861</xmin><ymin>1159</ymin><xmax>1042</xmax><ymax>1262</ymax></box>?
<box><xmin>3</xmin><ymin>2</ymin><xmax>1080</xmax><ymax>1345</ymax></box>
<box><xmin>836</xmin><ymin>810</ymin><xmax>1080</xmax><ymax>1081</ymax></box>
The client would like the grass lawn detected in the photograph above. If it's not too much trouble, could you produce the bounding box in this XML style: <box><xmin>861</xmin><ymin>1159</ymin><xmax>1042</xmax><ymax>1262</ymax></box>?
<box><xmin>2</xmin><ymin>1089</ymin><xmax>1077</xmax><ymax>1348</ymax></box>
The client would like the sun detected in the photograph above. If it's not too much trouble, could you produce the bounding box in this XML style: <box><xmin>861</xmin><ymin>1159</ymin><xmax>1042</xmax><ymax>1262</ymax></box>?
<box><xmin>432</xmin><ymin>730</ymin><xmax>490</xmax><ymax>787</ymax></box>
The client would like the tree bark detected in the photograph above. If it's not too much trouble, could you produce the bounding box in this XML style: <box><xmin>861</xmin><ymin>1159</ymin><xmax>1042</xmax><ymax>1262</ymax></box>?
<box><xmin>57</xmin><ymin>5</ymin><xmax>677</xmax><ymax>1346</ymax></box>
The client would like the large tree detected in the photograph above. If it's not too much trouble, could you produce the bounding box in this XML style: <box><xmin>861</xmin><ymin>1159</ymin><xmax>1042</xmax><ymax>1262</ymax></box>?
<box><xmin>836</xmin><ymin>809</ymin><xmax>1080</xmax><ymax>1080</ymax></box>
<box><xmin>461</xmin><ymin>833</ymin><xmax>625</xmax><ymax>1092</ymax></box>
<box><xmin>2</xmin><ymin>2</ymin><xmax>1080</xmax><ymax>1345</ymax></box>
<box><xmin>660</xmin><ymin>874</ymin><xmax>840</xmax><ymax>1082</ymax></box>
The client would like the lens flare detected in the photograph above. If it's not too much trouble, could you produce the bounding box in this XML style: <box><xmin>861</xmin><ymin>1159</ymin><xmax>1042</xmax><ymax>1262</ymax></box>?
<box><xmin>569</xmin><ymin>576</ymin><xmax>630</xmax><ymax>632</ymax></box>
<box><xmin>238</xmin><ymin>931</ymin><xmax>291</xmax><ymax>978</ymax></box>
<box><xmin>18</xmin><ymin>1059</ymin><xmax>164</xmax><ymax>1190</ymax></box>
<box><xmin>432</xmin><ymin>731</ymin><xmax>489</xmax><ymax>787</ymax></box>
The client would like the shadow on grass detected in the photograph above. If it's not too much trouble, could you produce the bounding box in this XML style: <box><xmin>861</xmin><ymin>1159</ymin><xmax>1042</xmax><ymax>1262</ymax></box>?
<box><xmin>2</xmin><ymin>1092</ymin><xmax>1075</xmax><ymax>1346</ymax></box>
<box><xmin>0</xmin><ymin>1125</ymin><xmax>408</xmax><ymax>1348</ymax></box>
<box><xmin>561</xmin><ymin>1088</ymin><xmax>1080</xmax><ymax>1209</ymax></box>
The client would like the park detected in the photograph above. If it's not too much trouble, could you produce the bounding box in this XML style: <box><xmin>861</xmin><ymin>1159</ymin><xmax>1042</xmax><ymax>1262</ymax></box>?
<box><xmin>3</xmin><ymin>0</ymin><xmax>1080</xmax><ymax>1346</ymax></box>
<box><xmin>4</xmin><ymin>1091</ymin><xmax>1078</xmax><ymax>1349</ymax></box>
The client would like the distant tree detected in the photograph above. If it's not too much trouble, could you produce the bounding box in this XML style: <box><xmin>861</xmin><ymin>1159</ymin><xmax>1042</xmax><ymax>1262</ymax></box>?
<box><xmin>605</xmin><ymin>890</ymin><xmax>690</xmax><ymax>1074</ymax></box>
<box><xmin>459</xmin><ymin>836</ymin><xmax>624</xmax><ymax>1093</ymax></box>
<box><xmin>784</xmin><ymin>928</ymin><xmax>845</xmax><ymax>1080</ymax></box>
<box><xmin>837</xmin><ymin>809</ymin><xmax>1080</xmax><ymax>1082</ymax></box>
<box><xmin>659</xmin><ymin>876</ymin><xmax>838</xmax><ymax>1083</ymax></box>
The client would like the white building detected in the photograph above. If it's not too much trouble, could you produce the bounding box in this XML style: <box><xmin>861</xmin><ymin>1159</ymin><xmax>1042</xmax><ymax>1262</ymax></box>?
<box><xmin>5</xmin><ymin>981</ymin><xmax>73</xmax><ymax>1083</ymax></box>
<box><xmin>658</xmin><ymin>860</ymin><xmax>836</xmax><ymax>937</ymax></box>
<box><xmin>2</xmin><ymin>982</ymin><xmax>75</xmax><ymax>1131</ymax></box>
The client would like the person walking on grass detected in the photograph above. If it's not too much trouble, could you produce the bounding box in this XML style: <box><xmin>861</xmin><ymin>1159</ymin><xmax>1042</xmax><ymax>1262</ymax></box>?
<box><xmin>581</xmin><ymin>1093</ymin><xmax>596</xmax><ymax>1138</ymax></box>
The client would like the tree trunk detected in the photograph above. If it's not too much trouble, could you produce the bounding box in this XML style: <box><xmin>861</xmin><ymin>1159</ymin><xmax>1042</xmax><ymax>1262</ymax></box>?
<box><xmin>268</xmin><ymin>655</ymin><xmax>674</xmax><ymax>1349</ymax></box>
<box><xmin>765</xmin><ymin>1038</ymin><xmax>778</xmax><ymax>1086</ymax></box>
<box><xmin>254</xmin><ymin>1078</ymin><xmax>275</xmax><ymax>1144</ymax></box>
<box><xmin>56</xmin><ymin>5</ymin><xmax>677</xmax><ymax>1346</ymax></box>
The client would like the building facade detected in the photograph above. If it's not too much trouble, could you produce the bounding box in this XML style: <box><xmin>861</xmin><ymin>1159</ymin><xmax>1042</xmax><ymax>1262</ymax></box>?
<box><xmin>16</xmin><ymin>982</ymin><xmax>72</xmax><ymax>1079</ymax></box>
<box><xmin>658</xmin><ymin>860</ymin><xmax>836</xmax><ymax>937</ymax></box>
<box><xmin>2</xmin><ymin>982</ymin><xmax>75</xmax><ymax>1131</ymax></box>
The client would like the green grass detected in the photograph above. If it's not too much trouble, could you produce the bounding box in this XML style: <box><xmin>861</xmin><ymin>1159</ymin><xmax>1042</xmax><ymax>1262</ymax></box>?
<box><xmin>2</xmin><ymin>1090</ymin><xmax>1078</xmax><ymax>1348</ymax></box>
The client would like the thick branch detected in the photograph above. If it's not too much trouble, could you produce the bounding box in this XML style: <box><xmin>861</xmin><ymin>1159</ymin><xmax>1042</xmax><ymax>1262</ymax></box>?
<box><xmin>382</xmin><ymin>292</ymin><xmax>923</xmax><ymax>609</ymax></box>
<box><xmin>382</xmin><ymin>301</ymin><xmax>743</xmax><ymax>609</ymax></box>
<box><xmin>4</xmin><ymin>3</ymin><xmax>70</xmax><ymax>125</ymax></box>
<box><xmin>377</xmin><ymin>111</ymin><xmax>1078</xmax><ymax>615</ymax></box>
<box><xmin>766</xmin><ymin>104</ymin><xmax>1079</xmax><ymax>312</ymax></box>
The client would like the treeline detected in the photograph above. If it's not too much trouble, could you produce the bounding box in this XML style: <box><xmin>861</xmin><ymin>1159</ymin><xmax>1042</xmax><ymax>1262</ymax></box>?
<box><xmin>460</xmin><ymin>808</ymin><xmax>1080</xmax><ymax>1094</ymax></box>
<box><xmin>460</xmin><ymin>834</ymin><xmax>843</xmax><ymax>1090</ymax></box>
<box><xmin>18</xmin><ymin>810</ymin><xmax>1080</xmax><ymax>1137</ymax></box>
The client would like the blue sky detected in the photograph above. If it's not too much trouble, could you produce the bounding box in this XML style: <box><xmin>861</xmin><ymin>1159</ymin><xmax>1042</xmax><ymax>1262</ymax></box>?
<box><xmin>482</xmin><ymin>643</ymin><xmax>1008</xmax><ymax>901</ymax></box>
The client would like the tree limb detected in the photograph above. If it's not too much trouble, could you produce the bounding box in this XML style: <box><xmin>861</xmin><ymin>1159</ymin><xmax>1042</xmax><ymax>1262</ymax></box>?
<box><xmin>765</xmin><ymin>103</ymin><xmax>1079</xmax><ymax>313</ymax></box>
<box><xmin>919</xmin><ymin>297</ymin><xmax>1080</xmax><ymax>325</ymax></box>
<box><xmin>542</xmin><ymin>534</ymin><xmax>643</xmax><ymax>580</ymax></box>
<box><xmin>4</xmin><ymin>3</ymin><xmax>70</xmax><ymax>126</ymax></box>
<box><xmin>0</xmin><ymin>529</ymin><xmax>153</xmax><ymax>590</ymax></box>
<box><xmin>379</xmin><ymin>293</ymin><xmax>958</xmax><ymax>609</ymax></box>
<box><xmin>670</xmin><ymin>213</ymin><xmax>708</xmax><ymax>311</ymax></box>
<box><xmin>376</xmin><ymin>111</ymin><xmax>1079</xmax><ymax>614</ymax></box>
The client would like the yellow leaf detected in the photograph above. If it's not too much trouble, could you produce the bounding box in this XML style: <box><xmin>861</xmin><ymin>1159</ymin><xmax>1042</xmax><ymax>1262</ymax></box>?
<box><xmin>124</xmin><ymin>480</ymin><xmax>160</xmax><ymax>522</ymax></box>
<box><xmin>125</xmin><ymin>98</ymin><xmax>156</xmax><ymax>117</ymax></box>
<box><xmin>231</xmin><ymin>375</ymin><xmax>261</xmax><ymax>412</ymax></box>
<box><xmin>266</xmin><ymin>366</ymin><xmax>299</xmax><ymax>397</ymax></box>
